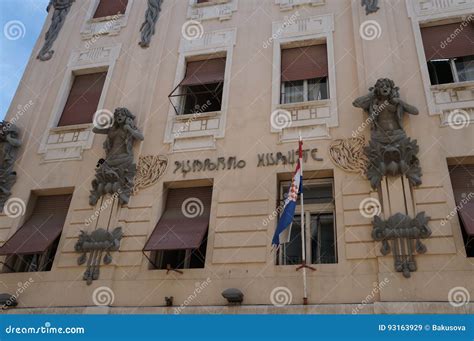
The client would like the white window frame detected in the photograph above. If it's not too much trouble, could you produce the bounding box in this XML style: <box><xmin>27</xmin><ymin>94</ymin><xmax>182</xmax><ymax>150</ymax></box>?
<box><xmin>38</xmin><ymin>44</ymin><xmax>121</xmax><ymax>162</ymax></box>
<box><xmin>187</xmin><ymin>0</ymin><xmax>237</xmax><ymax>21</ymax></box>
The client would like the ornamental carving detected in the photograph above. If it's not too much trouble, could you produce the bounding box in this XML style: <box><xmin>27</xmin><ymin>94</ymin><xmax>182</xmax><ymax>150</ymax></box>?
<box><xmin>372</xmin><ymin>213</ymin><xmax>431</xmax><ymax>278</ymax></box>
<box><xmin>328</xmin><ymin>136</ymin><xmax>368</xmax><ymax>175</ymax></box>
<box><xmin>0</xmin><ymin>121</ymin><xmax>21</xmax><ymax>211</ymax></box>
<box><xmin>361</xmin><ymin>0</ymin><xmax>379</xmax><ymax>15</ymax></box>
<box><xmin>133</xmin><ymin>155</ymin><xmax>168</xmax><ymax>194</ymax></box>
<box><xmin>139</xmin><ymin>0</ymin><xmax>163</xmax><ymax>48</ymax></box>
<box><xmin>353</xmin><ymin>78</ymin><xmax>422</xmax><ymax>189</ymax></box>
<box><xmin>90</xmin><ymin>108</ymin><xmax>144</xmax><ymax>206</ymax></box>
<box><xmin>37</xmin><ymin>0</ymin><xmax>74</xmax><ymax>61</ymax></box>
<box><xmin>75</xmin><ymin>227</ymin><xmax>123</xmax><ymax>285</ymax></box>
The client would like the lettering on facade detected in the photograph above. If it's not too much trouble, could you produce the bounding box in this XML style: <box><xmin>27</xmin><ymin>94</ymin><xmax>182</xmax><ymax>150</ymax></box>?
<box><xmin>257</xmin><ymin>148</ymin><xmax>322</xmax><ymax>167</ymax></box>
<box><xmin>174</xmin><ymin>157</ymin><xmax>246</xmax><ymax>175</ymax></box>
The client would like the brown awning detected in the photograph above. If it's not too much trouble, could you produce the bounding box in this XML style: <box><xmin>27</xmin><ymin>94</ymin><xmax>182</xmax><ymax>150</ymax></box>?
<box><xmin>0</xmin><ymin>195</ymin><xmax>72</xmax><ymax>255</ymax></box>
<box><xmin>421</xmin><ymin>22</ymin><xmax>474</xmax><ymax>61</ymax></box>
<box><xmin>181</xmin><ymin>58</ymin><xmax>226</xmax><ymax>86</ymax></box>
<box><xmin>143</xmin><ymin>187</ymin><xmax>212</xmax><ymax>251</ymax></box>
<box><xmin>459</xmin><ymin>201</ymin><xmax>474</xmax><ymax>236</ymax></box>
<box><xmin>93</xmin><ymin>0</ymin><xmax>128</xmax><ymax>18</ymax></box>
<box><xmin>281</xmin><ymin>44</ymin><xmax>328</xmax><ymax>82</ymax></box>
<box><xmin>57</xmin><ymin>72</ymin><xmax>107</xmax><ymax>127</ymax></box>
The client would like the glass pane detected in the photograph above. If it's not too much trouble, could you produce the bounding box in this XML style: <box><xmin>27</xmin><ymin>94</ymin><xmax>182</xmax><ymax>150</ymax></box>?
<box><xmin>310</xmin><ymin>214</ymin><xmax>336</xmax><ymax>264</ymax></box>
<box><xmin>455</xmin><ymin>55</ymin><xmax>474</xmax><ymax>82</ymax></box>
<box><xmin>180</xmin><ymin>83</ymin><xmax>223</xmax><ymax>115</ymax></box>
<box><xmin>308</xmin><ymin>77</ymin><xmax>329</xmax><ymax>100</ymax></box>
<box><xmin>281</xmin><ymin>217</ymin><xmax>303</xmax><ymax>265</ymax></box>
<box><xmin>282</xmin><ymin>80</ymin><xmax>304</xmax><ymax>104</ymax></box>
<box><xmin>427</xmin><ymin>60</ymin><xmax>454</xmax><ymax>85</ymax></box>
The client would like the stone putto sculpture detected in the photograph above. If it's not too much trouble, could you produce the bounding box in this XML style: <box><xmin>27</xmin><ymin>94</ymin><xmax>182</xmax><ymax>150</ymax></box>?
<box><xmin>89</xmin><ymin>108</ymin><xmax>144</xmax><ymax>206</ymax></box>
<box><xmin>0</xmin><ymin>121</ymin><xmax>21</xmax><ymax>211</ymax></box>
<box><xmin>353</xmin><ymin>78</ymin><xmax>422</xmax><ymax>189</ymax></box>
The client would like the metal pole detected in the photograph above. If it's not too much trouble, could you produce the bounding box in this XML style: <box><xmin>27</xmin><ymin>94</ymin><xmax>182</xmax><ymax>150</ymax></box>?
<box><xmin>299</xmin><ymin>136</ymin><xmax>308</xmax><ymax>305</ymax></box>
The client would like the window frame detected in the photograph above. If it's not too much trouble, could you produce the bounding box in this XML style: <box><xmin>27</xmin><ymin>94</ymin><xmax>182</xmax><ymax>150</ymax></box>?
<box><xmin>276</xmin><ymin>178</ymin><xmax>337</xmax><ymax>266</ymax></box>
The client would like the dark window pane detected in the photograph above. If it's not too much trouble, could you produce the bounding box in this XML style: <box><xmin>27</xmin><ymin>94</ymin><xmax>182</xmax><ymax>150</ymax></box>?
<box><xmin>282</xmin><ymin>80</ymin><xmax>304</xmax><ymax>104</ymax></box>
<box><xmin>427</xmin><ymin>60</ymin><xmax>454</xmax><ymax>85</ymax></box>
<box><xmin>455</xmin><ymin>55</ymin><xmax>474</xmax><ymax>82</ymax></box>
<box><xmin>282</xmin><ymin>181</ymin><xmax>333</xmax><ymax>205</ymax></box>
<box><xmin>180</xmin><ymin>83</ymin><xmax>223</xmax><ymax>115</ymax></box>
<box><xmin>281</xmin><ymin>217</ymin><xmax>303</xmax><ymax>265</ymax></box>
<box><xmin>310</xmin><ymin>214</ymin><xmax>336</xmax><ymax>264</ymax></box>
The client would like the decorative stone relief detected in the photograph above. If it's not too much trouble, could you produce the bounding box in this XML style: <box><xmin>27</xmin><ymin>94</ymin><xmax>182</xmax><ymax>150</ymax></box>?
<box><xmin>139</xmin><ymin>0</ymin><xmax>163</xmax><ymax>48</ymax></box>
<box><xmin>276</xmin><ymin>0</ymin><xmax>325</xmax><ymax>11</ymax></box>
<box><xmin>361</xmin><ymin>0</ymin><xmax>379</xmax><ymax>15</ymax></box>
<box><xmin>90</xmin><ymin>108</ymin><xmax>144</xmax><ymax>206</ymax></box>
<box><xmin>0</xmin><ymin>121</ymin><xmax>21</xmax><ymax>211</ymax></box>
<box><xmin>372</xmin><ymin>213</ymin><xmax>431</xmax><ymax>278</ymax></box>
<box><xmin>37</xmin><ymin>0</ymin><xmax>75</xmax><ymax>61</ymax></box>
<box><xmin>409</xmin><ymin>0</ymin><xmax>474</xmax><ymax>18</ymax></box>
<box><xmin>187</xmin><ymin>0</ymin><xmax>237</xmax><ymax>21</ymax></box>
<box><xmin>133</xmin><ymin>155</ymin><xmax>168</xmax><ymax>194</ymax></box>
<box><xmin>75</xmin><ymin>227</ymin><xmax>123</xmax><ymax>285</ymax></box>
<box><xmin>328</xmin><ymin>136</ymin><xmax>368</xmax><ymax>175</ymax></box>
<box><xmin>353</xmin><ymin>79</ymin><xmax>422</xmax><ymax>189</ymax></box>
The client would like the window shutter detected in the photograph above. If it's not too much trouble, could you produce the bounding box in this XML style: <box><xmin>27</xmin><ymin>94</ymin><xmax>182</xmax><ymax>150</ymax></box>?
<box><xmin>281</xmin><ymin>44</ymin><xmax>328</xmax><ymax>82</ymax></box>
<box><xmin>143</xmin><ymin>187</ymin><xmax>213</xmax><ymax>251</ymax></box>
<box><xmin>57</xmin><ymin>72</ymin><xmax>107</xmax><ymax>127</ymax></box>
<box><xmin>421</xmin><ymin>23</ymin><xmax>474</xmax><ymax>61</ymax></box>
<box><xmin>93</xmin><ymin>0</ymin><xmax>128</xmax><ymax>19</ymax></box>
<box><xmin>0</xmin><ymin>195</ymin><xmax>72</xmax><ymax>255</ymax></box>
<box><xmin>180</xmin><ymin>58</ymin><xmax>226</xmax><ymax>86</ymax></box>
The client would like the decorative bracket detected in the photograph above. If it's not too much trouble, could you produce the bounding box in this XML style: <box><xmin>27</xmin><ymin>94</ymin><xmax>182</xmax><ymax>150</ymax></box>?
<box><xmin>372</xmin><ymin>212</ymin><xmax>431</xmax><ymax>278</ymax></box>
<box><xmin>75</xmin><ymin>227</ymin><xmax>123</xmax><ymax>285</ymax></box>
<box><xmin>0</xmin><ymin>121</ymin><xmax>21</xmax><ymax>211</ymax></box>
<box><xmin>361</xmin><ymin>0</ymin><xmax>379</xmax><ymax>15</ymax></box>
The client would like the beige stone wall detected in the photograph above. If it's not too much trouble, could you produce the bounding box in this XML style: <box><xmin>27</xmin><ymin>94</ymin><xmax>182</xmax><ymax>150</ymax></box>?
<box><xmin>0</xmin><ymin>0</ymin><xmax>472</xmax><ymax>311</ymax></box>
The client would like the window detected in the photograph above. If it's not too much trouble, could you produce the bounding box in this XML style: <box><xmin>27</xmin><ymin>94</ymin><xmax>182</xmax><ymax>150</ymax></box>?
<box><xmin>0</xmin><ymin>194</ymin><xmax>72</xmax><ymax>273</ymax></box>
<box><xmin>421</xmin><ymin>23</ymin><xmax>474</xmax><ymax>85</ymax></box>
<box><xmin>276</xmin><ymin>179</ymin><xmax>337</xmax><ymax>265</ymax></box>
<box><xmin>448</xmin><ymin>164</ymin><xmax>474</xmax><ymax>257</ymax></box>
<box><xmin>57</xmin><ymin>72</ymin><xmax>107</xmax><ymax>126</ymax></box>
<box><xmin>169</xmin><ymin>58</ymin><xmax>226</xmax><ymax>115</ymax></box>
<box><xmin>93</xmin><ymin>0</ymin><xmax>128</xmax><ymax>19</ymax></box>
<box><xmin>144</xmin><ymin>186</ymin><xmax>212</xmax><ymax>270</ymax></box>
<box><xmin>280</xmin><ymin>44</ymin><xmax>329</xmax><ymax>104</ymax></box>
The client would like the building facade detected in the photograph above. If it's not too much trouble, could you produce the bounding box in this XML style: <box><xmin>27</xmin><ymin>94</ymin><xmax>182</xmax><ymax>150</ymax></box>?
<box><xmin>0</xmin><ymin>0</ymin><xmax>473</xmax><ymax>314</ymax></box>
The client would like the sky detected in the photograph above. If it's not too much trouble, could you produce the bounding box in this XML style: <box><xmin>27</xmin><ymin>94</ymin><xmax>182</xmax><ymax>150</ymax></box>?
<box><xmin>0</xmin><ymin>0</ymin><xmax>49</xmax><ymax>119</ymax></box>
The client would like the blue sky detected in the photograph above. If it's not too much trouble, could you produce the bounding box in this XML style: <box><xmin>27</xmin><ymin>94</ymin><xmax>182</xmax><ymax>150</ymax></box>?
<box><xmin>0</xmin><ymin>0</ymin><xmax>49</xmax><ymax>119</ymax></box>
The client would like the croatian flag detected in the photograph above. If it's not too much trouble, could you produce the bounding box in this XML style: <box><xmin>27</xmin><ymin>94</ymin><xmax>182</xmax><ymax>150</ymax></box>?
<box><xmin>272</xmin><ymin>139</ymin><xmax>303</xmax><ymax>246</ymax></box>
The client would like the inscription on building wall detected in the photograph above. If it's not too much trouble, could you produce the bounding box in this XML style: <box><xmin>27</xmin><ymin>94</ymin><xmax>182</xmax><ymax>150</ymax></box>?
<box><xmin>174</xmin><ymin>157</ymin><xmax>246</xmax><ymax>175</ymax></box>
<box><xmin>257</xmin><ymin>148</ymin><xmax>322</xmax><ymax>167</ymax></box>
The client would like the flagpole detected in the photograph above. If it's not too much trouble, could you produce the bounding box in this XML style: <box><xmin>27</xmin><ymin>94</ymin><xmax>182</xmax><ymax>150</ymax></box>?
<box><xmin>299</xmin><ymin>135</ymin><xmax>308</xmax><ymax>305</ymax></box>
